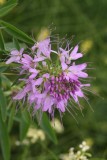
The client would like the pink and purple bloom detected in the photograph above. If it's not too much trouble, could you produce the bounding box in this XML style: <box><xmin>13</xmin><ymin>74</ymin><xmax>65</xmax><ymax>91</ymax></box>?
<box><xmin>6</xmin><ymin>37</ymin><xmax>91</xmax><ymax>118</ymax></box>
<box><xmin>6</xmin><ymin>48</ymin><xmax>24</xmax><ymax>64</ymax></box>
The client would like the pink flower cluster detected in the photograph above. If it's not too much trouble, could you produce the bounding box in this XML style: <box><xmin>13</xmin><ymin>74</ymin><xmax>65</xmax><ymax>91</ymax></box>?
<box><xmin>6</xmin><ymin>38</ymin><xmax>90</xmax><ymax>116</ymax></box>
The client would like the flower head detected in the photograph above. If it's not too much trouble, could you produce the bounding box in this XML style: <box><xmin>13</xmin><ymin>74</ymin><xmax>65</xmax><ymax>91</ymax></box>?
<box><xmin>6</xmin><ymin>36</ymin><xmax>91</xmax><ymax>119</ymax></box>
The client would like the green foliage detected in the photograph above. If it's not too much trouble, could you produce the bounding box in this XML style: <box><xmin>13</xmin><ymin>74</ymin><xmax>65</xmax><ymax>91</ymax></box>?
<box><xmin>8</xmin><ymin>103</ymin><xmax>15</xmax><ymax>132</ymax></box>
<box><xmin>0</xmin><ymin>20</ymin><xmax>34</xmax><ymax>44</ymax></box>
<box><xmin>20</xmin><ymin>110</ymin><xmax>31</xmax><ymax>141</ymax></box>
<box><xmin>0</xmin><ymin>66</ymin><xmax>7</xmax><ymax>73</ymax></box>
<box><xmin>41</xmin><ymin>113</ymin><xmax>57</xmax><ymax>144</ymax></box>
<box><xmin>0</xmin><ymin>112</ymin><xmax>10</xmax><ymax>160</ymax></box>
<box><xmin>0</xmin><ymin>88</ymin><xmax>7</xmax><ymax>121</ymax></box>
<box><xmin>90</xmin><ymin>159</ymin><xmax>106</xmax><ymax>160</ymax></box>
<box><xmin>0</xmin><ymin>30</ymin><xmax>5</xmax><ymax>50</ymax></box>
<box><xmin>13</xmin><ymin>38</ymin><xmax>20</xmax><ymax>50</ymax></box>
<box><xmin>0</xmin><ymin>0</ymin><xmax>18</xmax><ymax>18</ymax></box>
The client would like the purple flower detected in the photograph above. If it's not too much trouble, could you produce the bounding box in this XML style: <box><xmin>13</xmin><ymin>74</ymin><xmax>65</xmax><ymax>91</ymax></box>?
<box><xmin>6</xmin><ymin>48</ymin><xmax>24</xmax><ymax>64</ymax></box>
<box><xmin>61</xmin><ymin>61</ymin><xmax>88</xmax><ymax>80</ymax></box>
<box><xmin>58</xmin><ymin>45</ymin><xmax>83</xmax><ymax>65</ymax></box>
<box><xmin>6</xmin><ymin>37</ymin><xmax>91</xmax><ymax>119</ymax></box>
<box><xmin>32</xmin><ymin>38</ymin><xmax>51</xmax><ymax>58</ymax></box>
<box><xmin>68</xmin><ymin>63</ymin><xmax>88</xmax><ymax>78</ymax></box>
<box><xmin>21</xmin><ymin>54</ymin><xmax>36</xmax><ymax>69</ymax></box>
<box><xmin>69</xmin><ymin>45</ymin><xmax>83</xmax><ymax>60</ymax></box>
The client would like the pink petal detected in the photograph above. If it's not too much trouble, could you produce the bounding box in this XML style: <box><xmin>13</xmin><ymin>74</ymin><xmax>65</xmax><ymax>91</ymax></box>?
<box><xmin>34</xmin><ymin>104</ymin><xmax>41</xmax><ymax>111</ymax></box>
<box><xmin>31</xmin><ymin>44</ymin><xmax>37</xmax><ymax>52</ymax></box>
<box><xmin>35</xmin><ymin>92</ymin><xmax>46</xmax><ymax>98</ymax></box>
<box><xmin>81</xmin><ymin>84</ymin><xmax>90</xmax><ymax>87</ymax></box>
<box><xmin>36</xmin><ymin>49</ymin><xmax>41</xmax><ymax>57</ymax></box>
<box><xmin>43</xmin><ymin>96</ymin><xmax>53</xmax><ymax>111</ymax></box>
<box><xmin>76</xmin><ymin>89</ymin><xmax>84</xmax><ymax>97</ymax></box>
<box><xmin>69</xmin><ymin>63</ymin><xmax>87</xmax><ymax>72</ymax></box>
<box><xmin>71</xmin><ymin>53</ymin><xmax>83</xmax><ymax>60</ymax></box>
<box><xmin>60</xmin><ymin>55</ymin><xmax>65</xmax><ymax>63</ymax></box>
<box><xmin>13</xmin><ymin>84</ymin><xmax>31</xmax><ymax>100</ymax></box>
<box><xmin>70</xmin><ymin>45</ymin><xmax>78</xmax><ymax>56</ymax></box>
<box><xmin>20</xmin><ymin>48</ymin><xmax>24</xmax><ymax>55</ymax></box>
<box><xmin>61</xmin><ymin>62</ymin><xmax>68</xmax><ymax>70</ymax></box>
<box><xmin>57</xmin><ymin>101</ymin><xmax>65</xmax><ymax>112</ymax></box>
<box><xmin>29</xmin><ymin>68</ymin><xmax>39</xmax><ymax>74</ymax></box>
<box><xmin>75</xmin><ymin>63</ymin><xmax>87</xmax><ymax>70</ymax></box>
<box><xmin>43</xmin><ymin>73</ymin><xmax>50</xmax><ymax>78</ymax></box>
<box><xmin>38</xmin><ymin>38</ymin><xmax>51</xmax><ymax>58</ymax></box>
<box><xmin>34</xmin><ymin>78</ymin><xmax>43</xmax><ymax>86</ymax></box>
<box><xmin>6</xmin><ymin>56</ymin><xmax>16</xmax><ymax>64</ymax></box>
<box><xmin>67</xmin><ymin>72</ymin><xmax>78</xmax><ymax>80</ymax></box>
<box><xmin>59</xmin><ymin>48</ymin><xmax>69</xmax><ymax>58</ymax></box>
<box><xmin>13</xmin><ymin>90</ymin><xmax>26</xmax><ymax>100</ymax></box>
<box><xmin>34</xmin><ymin>56</ymin><xmax>46</xmax><ymax>62</ymax></box>
<box><xmin>29</xmin><ymin>73</ymin><xmax>38</xmax><ymax>79</ymax></box>
<box><xmin>77</xmin><ymin>71</ymin><xmax>88</xmax><ymax>78</ymax></box>
<box><xmin>70</xmin><ymin>92</ymin><xmax>78</xmax><ymax>102</ymax></box>
<box><xmin>11</xmin><ymin>50</ymin><xmax>19</xmax><ymax>55</ymax></box>
<box><xmin>23</xmin><ymin>54</ymin><xmax>33</xmax><ymax>61</ymax></box>
<box><xmin>15</xmin><ymin>56</ymin><xmax>21</xmax><ymax>61</ymax></box>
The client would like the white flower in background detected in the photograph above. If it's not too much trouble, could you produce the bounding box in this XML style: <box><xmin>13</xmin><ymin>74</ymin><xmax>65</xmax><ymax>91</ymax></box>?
<box><xmin>51</xmin><ymin>118</ymin><xmax>64</xmax><ymax>133</ymax></box>
<box><xmin>60</xmin><ymin>141</ymin><xmax>91</xmax><ymax>160</ymax></box>
<box><xmin>27</xmin><ymin>127</ymin><xmax>45</xmax><ymax>143</ymax></box>
<box><xmin>15</xmin><ymin>127</ymin><xmax>45</xmax><ymax>146</ymax></box>
<box><xmin>15</xmin><ymin>139</ymin><xmax>30</xmax><ymax>146</ymax></box>
<box><xmin>79</xmin><ymin>141</ymin><xmax>90</xmax><ymax>152</ymax></box>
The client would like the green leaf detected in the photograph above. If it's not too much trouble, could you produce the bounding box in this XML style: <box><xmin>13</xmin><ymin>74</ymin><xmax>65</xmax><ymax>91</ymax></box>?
<box><xmin>90</xmin><ymin>158</ymin><xmax>106</xmax><ymax>160</ymax></box>
<box><xmin>22</xmin><ymin>109</ymin><xmax>31</xmax><ymax>124</ymax></box>
<box><xmin>8</xmin><ymin>103</ymin><xmax>15</xmax><ymax>132</ymax></box>
<box><xmin>13</xmin><ymin>38</ymin><xmax>20</xmax><ymax>50</ymax></box>
<box><xmin>0</xmin><ymin>112</ymin><xmax>10</xmax><ymax>160</ymax></box>
<box><xmin>0</xmin><ymin>0</ymin><xmax>18</xmax><ymax>18</ymax></box>
<box><xmin>11</xmin><ymin>74</ymin><xmax>22</xmax><ymax>86</ymax></box>
<box><xmin>0</xmin><ymin>0</ymin><xmax>18</xmax><ymax>8</ymax></box>
<box><xmin>0</xmin><ymin>66</ymin><xmax>7</xmax><ymax>73</ymax></box>
<box><xmin>1</xmin><ymin>75</ymin><xmax>11</xmax><ymax>88</ymax></box>
<box><xmin>0</xmin><ymin>88</ymin><xmax>7</xmax><ymax>121</ymax></box>
<box><xmin>20</xmin><ymin>110</ymin><xmax>30</xmax><ymax>141</ymax></box>
<box><xmin>0</xmin><ymin>20</ymin><xmax>34</xmax><ymax>44</ymax></box>
<box><xmin>0</xmin><ymin>74</ymin><xmax>2</xmax><ymax>88</ymax></box>
<box><xmin>5</xmin><ymin>42</ymin><xmax>27</xmax><ymax>52</ymax></box>
<box><xmin>0</xmin><ymin>30</ymin><xmax>5</xmax><ymax>50</ymax></box>
<box><xmin>40</xmin><ymin>113</ymin><xmax>57</xmax><ymax>144</ymax></box>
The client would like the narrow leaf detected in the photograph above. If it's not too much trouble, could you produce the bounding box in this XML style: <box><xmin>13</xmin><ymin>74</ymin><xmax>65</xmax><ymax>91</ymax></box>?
<box><xmin>0</xmin><ymin>88</ymin><xmax>7</xmax><ymax>121</ymax></box>
<box><xmin>20</xmin><ymin>111</ymin><xmax>30</xmax><ymax>141</ymax></box>
<box><xmin>0</xmin><ymin>30</ymin><xmax>5</xmax><ymax>50</ymax></box>
<box><xmin>0</xmin><ymin>4</ymin><xmax>17</xmax><ymax>18</ymax></box>
<box><xmin>1</xmin><ymin>74</ymin><xmax>11</xmax><ymax>88</ymax></box>
<box><xmin>13</xmin><ymin>38</ymin><xmax>20</xmax><ymax>50</ymax></box>
<box><xmin>0</xmin><ymin>74</ymin><xmax>2</xmax><ymax>88</ymax></box>
<box><xmin>0</xmin><ymin>66</ymin><xmax>7</xmax><ymax>73</ymax></box>
<box><xmin>0</xmin><ymin>112</ymin><xmax>10</xmax><ymax>160</ymax></box>
<box><xmin>22</xmin><ymin>109</ymin><xmax>31</xmax><ymax>124</ymax></box>
<box><xmin>0</xmin><ymin>20</ymin><xmax>34</xmax><ymax>44</ymax></box>
<box><xmin>0</xmin><ymin>0</ymin><xmax>18</xmax><ymax>17</ymax></box>
<box><xmin>8</xmin><ymin>103</ymin><xmax>15</xmax><ymax>132</ymax></box>
<box><xmin>0</xmin><ymin>0</ymin><xmax>18</xmax><ymax>8</ymax></box>
<box><xmin>5</xmin><ymin>41</ymin><xmax>27</xmax><ymax>52</ymax></box>
<box><xmin>41</xmin><ymin>113</ymin><xmax>57</xmax><ymax>144</ymax></box>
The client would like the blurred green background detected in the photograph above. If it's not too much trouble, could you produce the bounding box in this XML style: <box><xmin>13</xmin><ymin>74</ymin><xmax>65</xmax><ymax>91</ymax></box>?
<box><xmin>0</xmin><ymin>0</ymin><xmax>107</xmax><ymax>159</ymax></box>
